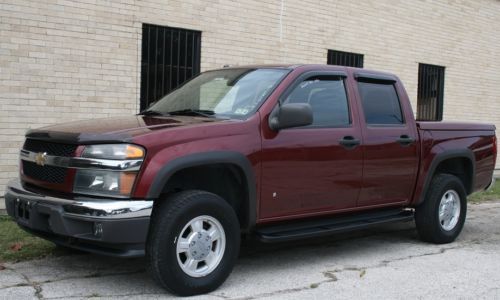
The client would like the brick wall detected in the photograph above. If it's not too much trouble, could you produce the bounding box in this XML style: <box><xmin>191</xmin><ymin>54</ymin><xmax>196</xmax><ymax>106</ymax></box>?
<box><xmin>1</xmin><ymin>0</ymin><xmax>499</xmax><ymax>195</ymax></box>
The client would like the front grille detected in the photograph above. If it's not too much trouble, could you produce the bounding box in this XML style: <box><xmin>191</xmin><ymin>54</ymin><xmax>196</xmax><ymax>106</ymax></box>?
<box><xmin>23</xmin><ymin>139</ymin><xmax>77</xmax><ymax>157</ymax></box>
<box><xmin>22</xmin><ymin>161</ymin><xmax>67</xmax><ymax>184</ymax></box>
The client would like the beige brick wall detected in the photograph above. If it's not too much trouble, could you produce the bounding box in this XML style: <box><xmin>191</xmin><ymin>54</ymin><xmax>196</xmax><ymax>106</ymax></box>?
<box><xmin>1</xmin><ymin>0</ymin><xmax>499</xmax><ymax>195</ymax></box>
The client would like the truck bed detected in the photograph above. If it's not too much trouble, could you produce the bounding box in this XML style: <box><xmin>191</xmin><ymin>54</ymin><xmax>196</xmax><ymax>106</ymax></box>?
<box><xmin>417</xmin><ymin>121</ymin><xmax>496</xmax><ymax>131</ymax></box>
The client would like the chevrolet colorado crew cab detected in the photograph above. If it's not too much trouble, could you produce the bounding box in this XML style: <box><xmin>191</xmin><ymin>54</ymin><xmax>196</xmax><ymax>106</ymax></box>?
<box><xmin>4</xmin><ymin>64</ymin><xmax>497</xmax><ymax>296</ymax></box>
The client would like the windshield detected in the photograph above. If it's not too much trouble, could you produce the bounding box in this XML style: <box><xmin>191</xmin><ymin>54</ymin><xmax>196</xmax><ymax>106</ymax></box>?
<box><xmin>145</xmin><ymin>68</ymin><xmax>289</xmax><ymax>119</ymax></box>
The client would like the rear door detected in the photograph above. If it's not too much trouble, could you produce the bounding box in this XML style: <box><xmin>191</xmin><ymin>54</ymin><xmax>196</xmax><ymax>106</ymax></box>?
<box><xmin>260</xmin><ymin>71</ymin><xmax>363</xmax><ymax>220</ymax></box>
<box><xmin>353</xmin><ymin>73</ymin><xmax>419</xmax><ymax>207</ymax></box>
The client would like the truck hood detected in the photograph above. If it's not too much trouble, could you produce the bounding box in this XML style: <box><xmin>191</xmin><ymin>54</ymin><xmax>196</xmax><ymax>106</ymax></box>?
<box><xmin>25</xmin><ymin>115</ymin><xmax>227</xmax><ymax>144</ymax></box>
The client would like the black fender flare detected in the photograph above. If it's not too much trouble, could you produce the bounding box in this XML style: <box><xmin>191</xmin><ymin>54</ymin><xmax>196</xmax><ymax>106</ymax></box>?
<box><xmin>417</xmin><ymin>148</ymin><xmax>475</xmax><ymax>205</ymax></box>
<box><xmin>146</xmin><ymin>151</ymin><xmax>257</xmax><ymax>230</ymax></box>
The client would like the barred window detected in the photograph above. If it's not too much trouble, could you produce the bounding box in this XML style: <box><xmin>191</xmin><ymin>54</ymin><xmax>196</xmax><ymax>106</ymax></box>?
<box><xmin>140</xmin><ymin>24</ymin><xmax>201</xmax><ymax>111</ymax></box>
<box><xmin>327</xmin><ymin>49</ymin><xmax>364</xmax><ymax>68</ymax></box>
<box><xmin>417</xmin><ymin>63</ymin><xmax>445</xmax><ymax>121</ymax></box>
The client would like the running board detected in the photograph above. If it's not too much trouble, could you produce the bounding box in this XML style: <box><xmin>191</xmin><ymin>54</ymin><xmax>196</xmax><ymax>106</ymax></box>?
<box><xmin>256</xmin><ymin>208</ymin><xmax>414</xmax><ymax>243</ymax></box>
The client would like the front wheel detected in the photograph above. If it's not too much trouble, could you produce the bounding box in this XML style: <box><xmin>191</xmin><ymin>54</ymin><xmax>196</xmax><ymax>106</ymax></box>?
<box><xmin>415</xmin><ymin>174</ymin><xmax>467</xmax><ymax>244</ymax></box>
<box><xmin>146</xmin><ymin>190</ymin><xmax>240</xmax><ymax>296</ymax></box>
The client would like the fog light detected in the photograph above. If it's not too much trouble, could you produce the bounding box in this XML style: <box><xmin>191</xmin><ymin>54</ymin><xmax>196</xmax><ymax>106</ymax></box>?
<box><xmin>93</xmin><ymin>222</ymin><xmax>103</xmax><ymax>238</ymax></box>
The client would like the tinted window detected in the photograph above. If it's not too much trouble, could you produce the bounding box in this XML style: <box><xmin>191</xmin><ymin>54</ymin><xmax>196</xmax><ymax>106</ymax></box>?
<box><xmin>358</xmin><ymin>82</ymin><xmax>404</xmax><ymax>125</ymax></box>
<box><xmin>284</xmin><ymin>76</ymin><xmax>350</xmax><ymax>127</ymax></box>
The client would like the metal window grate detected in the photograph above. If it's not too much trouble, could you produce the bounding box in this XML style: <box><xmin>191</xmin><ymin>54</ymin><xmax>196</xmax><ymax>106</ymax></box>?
<box><xmin>140</xmin><ymin>24</ymin><xmax>201</xmax><ymax>111</ymax></box>
<box><xmin>417</xmin><ymin>63</ymin><xmax>445</xmax><ymax>121</ymax></box>
<box><xmin>327</xmin><ymin>50</ymin><xmax>364</xmax><ymax>68</ymax></box>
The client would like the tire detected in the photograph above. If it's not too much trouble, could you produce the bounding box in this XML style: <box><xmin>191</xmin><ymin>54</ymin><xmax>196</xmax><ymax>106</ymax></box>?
<box><xmin>146</xmin><ymin>190</ymin><xmax>240</xmax><ymax>296</ymax></box>
<box><xmin>415</xmin><ymin>173</ymin><xmax>467</xmax><ymax>244</ymax></box>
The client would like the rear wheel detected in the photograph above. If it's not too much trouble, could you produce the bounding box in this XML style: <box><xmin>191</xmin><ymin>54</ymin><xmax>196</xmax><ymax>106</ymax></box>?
<box><xmin>146</xmin><ymin>190</ymin><xmax>240</xmax><ymax>296</ymax></box>
<box><xmin>415</xmin><ymin>174</ymin><xmax>467</xmax><ymax>244</ymax></box>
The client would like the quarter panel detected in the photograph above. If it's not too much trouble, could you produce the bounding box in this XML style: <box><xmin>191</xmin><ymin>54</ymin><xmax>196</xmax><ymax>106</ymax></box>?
<box><xmin>412</xmin><ymin>128</ymin><xmax>496</xmax><ymax>205</ymax></box>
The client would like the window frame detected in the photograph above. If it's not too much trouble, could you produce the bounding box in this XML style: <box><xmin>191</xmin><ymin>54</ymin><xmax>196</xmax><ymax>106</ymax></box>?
<box><xmin>276</xmin><ymin>70</ymin><xmax>353</xmax><ymax>129</ymax></box>
<box><xmin>355</xmin><ymin>75</ymin><xmax>406</xmax><ymax>128</ymax></box>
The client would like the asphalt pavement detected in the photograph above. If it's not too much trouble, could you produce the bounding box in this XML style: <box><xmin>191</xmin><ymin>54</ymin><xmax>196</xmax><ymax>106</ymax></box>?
<box><xmin>1</xmin><ymin>201</ymin><xmax>500</xmax><ymax>299</ymax></box>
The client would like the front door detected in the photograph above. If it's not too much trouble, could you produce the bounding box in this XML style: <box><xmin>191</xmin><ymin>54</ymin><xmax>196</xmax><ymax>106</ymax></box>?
<box><xmin>260</xmin><ymin>73</ymin><xmax>363</xmax><ymax>220</ymax></box>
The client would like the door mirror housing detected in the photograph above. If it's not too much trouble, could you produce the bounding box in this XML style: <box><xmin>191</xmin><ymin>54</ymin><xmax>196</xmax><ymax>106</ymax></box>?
<box><xmin>269</xmin><ymin>103</ymin><xmax>313</xmax><ymax>131</ymax></box>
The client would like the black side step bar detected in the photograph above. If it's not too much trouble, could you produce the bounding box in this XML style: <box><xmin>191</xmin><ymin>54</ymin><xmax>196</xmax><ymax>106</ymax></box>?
<box><xmin>256</xmin><ymin>208</ymin><xmax>414</xmax><ymax>243</ymax></box>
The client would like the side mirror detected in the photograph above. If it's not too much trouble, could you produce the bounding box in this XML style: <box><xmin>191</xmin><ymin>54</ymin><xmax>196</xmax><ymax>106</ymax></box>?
<box><xmin>268</xmin><ymin>103</ymin><xmax>313</xmax><ymax>131</ymax></box>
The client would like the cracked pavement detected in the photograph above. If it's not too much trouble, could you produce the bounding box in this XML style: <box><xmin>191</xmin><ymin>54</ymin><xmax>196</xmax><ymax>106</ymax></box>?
<box><xmin>2</xmin><ymin>201</ymin><xmax>500</xmax><ymax>299</ymax></box>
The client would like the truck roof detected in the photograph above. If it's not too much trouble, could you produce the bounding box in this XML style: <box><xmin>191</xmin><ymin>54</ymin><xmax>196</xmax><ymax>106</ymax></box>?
<box><xmin>215</xmin><ymin>64</ymin><xmax>398</xmax><ymax>79</ymax></box>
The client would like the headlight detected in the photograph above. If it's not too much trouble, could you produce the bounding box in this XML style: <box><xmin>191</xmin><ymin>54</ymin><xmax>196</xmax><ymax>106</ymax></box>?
<box><xmin>73</xmin><ymin>144</ymin><xmax>145</xmax><ymax>198</ymax></box>
<box><xmin>82</xmin><ymin>144</ymin><xmax>144</xmax><ymax>159</ymax></box>
<box><xmin>74</xmin><ymin>169</ymin><xmax>138</xmax><ymax>197</ymax></box>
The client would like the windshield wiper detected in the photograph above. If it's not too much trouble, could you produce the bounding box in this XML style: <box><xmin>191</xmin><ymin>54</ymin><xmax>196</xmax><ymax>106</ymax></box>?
<box><xmin>167</xmin><ymin>109</ymin><xmax>216</xmax><ymax>118</ymax></box>
<box><xmin>138</xmin><ymin>110</ymin><xmax>170</xmax><ymax>116</ymax></box>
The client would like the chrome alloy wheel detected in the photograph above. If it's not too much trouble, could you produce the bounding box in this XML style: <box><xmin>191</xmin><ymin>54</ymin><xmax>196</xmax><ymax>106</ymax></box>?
<box><xmin>176</xmin><ymin>215</ymin><xmax>226</xmax><ymax>277</ymax></box>
<box><xmin>438</xmin><ymin>190</ymin><xmax>461</xmax><ymax>231</ymax></box>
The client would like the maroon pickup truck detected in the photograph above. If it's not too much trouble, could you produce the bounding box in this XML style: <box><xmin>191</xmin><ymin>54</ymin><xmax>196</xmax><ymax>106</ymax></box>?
<box><xmin>4</xmin><ymin>64</ymin><xmax>497</xmax><ymax>295</ymax></box>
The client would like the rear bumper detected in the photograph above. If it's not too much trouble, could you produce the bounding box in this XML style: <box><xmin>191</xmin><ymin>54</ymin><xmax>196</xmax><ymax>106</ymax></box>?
<box><xmin>4</xmin><ymin>179</ymin><xmax>153</xmax><ymax>257</ymax></box>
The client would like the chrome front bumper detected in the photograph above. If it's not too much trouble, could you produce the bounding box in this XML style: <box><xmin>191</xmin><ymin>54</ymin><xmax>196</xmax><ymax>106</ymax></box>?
<box><xmin>4</xmin><ymin>179</ymin><xmax>153</xmax><ymax>257</ymax></box>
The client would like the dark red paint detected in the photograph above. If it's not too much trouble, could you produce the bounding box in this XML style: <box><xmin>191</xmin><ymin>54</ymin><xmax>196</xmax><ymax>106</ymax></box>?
<box><xmin>22</xmin><ymin>64</ymin><xmax>497</xmax><ymax>226</ymax></box>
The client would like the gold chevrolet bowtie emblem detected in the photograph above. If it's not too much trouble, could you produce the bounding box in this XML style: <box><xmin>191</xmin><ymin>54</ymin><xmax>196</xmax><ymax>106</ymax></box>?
<box><xmin>34</xmin><ymin>152</ymin><xmax>47</xmax><ymax>166</ymax></box>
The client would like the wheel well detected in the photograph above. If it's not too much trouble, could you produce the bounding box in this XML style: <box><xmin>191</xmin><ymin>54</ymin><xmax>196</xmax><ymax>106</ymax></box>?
<box><xmin>435</xmin><ymin>157</ymin><xmax>473</xmax><ymax>194</ymax></box>
<box><xmin>159</xmin><ymin>163</ymin><xmax>249</xmax><ymax>228</ymax></box>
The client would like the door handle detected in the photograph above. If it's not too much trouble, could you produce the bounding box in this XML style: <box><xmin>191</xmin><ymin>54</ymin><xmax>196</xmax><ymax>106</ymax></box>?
<box><xmin>397</xmin><ymin>135</ymin><xmax>415</xmax><ymax>146</ymax></box>
<box><xmin>339</xmin><ymin>136</ymin><xmax>360</xmax><ymax>149</ymax></box>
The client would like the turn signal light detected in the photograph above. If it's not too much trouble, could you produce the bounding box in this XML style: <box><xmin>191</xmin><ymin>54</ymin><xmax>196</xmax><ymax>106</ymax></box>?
<box><xmin>126</xmin><ymin>145</ymin><xmax>144</xmax><ymax>159</ymax></box>
<box><xmin>120</xmin><ymin>172</ymin><xmax>137</xmax><ymax>195</ymax></box>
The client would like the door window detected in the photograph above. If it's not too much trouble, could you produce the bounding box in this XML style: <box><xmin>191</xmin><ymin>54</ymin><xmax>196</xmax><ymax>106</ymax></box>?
<box><xmin>358</xmin><ymin>82</ymin><xmax>404</xmax><ymax>125</ymax></box>
<box><xmin>284</xmin><ymin>76</ymin><xmax>350</xmax><ymax>127</ymax></box>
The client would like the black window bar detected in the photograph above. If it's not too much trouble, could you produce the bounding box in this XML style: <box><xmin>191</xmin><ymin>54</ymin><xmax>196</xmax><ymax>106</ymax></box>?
<box><xmin>417</xmin><ymin>63</ymin><xmax>445</xmax><ymax>121</ymax></box>
<box><xmin>140</xmin><ymin>24</ymin><xmax>201</xmax><ymax>111</ymax></box>
<box><xmin>327</xmin><ymin>49</ymin><xmax>364</xmax><ymax>68</ymax></box>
